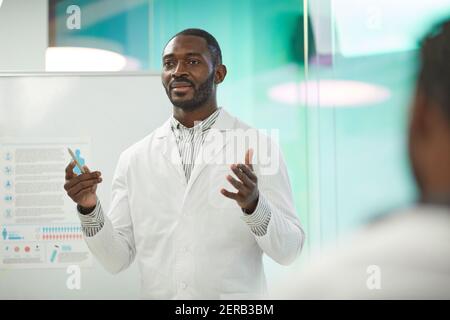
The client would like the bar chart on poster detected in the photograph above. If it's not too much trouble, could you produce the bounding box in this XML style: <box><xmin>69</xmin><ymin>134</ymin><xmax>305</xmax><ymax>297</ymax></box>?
<box><xmin>0</xmin><ymin>73</ymin><xmax>170</xmax><ymax>298</ymax></box>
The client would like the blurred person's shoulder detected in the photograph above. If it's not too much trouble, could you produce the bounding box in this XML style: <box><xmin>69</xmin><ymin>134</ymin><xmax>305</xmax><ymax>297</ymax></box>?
<box><xmin>364</xmin><ymin>204</ymin><xmax>450</xmax><ymax>249</ymax></box>
<box><xmin>273</xmin><ymin>205</ymin><xmax>450</xmax><ymax>299</ymax></box>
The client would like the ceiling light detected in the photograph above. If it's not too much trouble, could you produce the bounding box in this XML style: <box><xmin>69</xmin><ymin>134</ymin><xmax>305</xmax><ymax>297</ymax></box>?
<box><xmin>45</xmin><ymin>47</ymin><xmax>127</xmax><ymax>72</ymax></box>
<box><xmin>268</xmin><ymin>80</ymin><xmax>391</xmax><ymax>107</ymax></box>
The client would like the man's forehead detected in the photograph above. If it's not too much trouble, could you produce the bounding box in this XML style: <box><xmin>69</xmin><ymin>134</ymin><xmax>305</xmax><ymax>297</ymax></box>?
<box><xmin>163</xmin><ymin>35</ymin><xmax>210</xmax><ymax>57</ymax></box>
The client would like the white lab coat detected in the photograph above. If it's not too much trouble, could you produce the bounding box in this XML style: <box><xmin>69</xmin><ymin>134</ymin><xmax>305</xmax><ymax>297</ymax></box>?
<box><xmin>84</xmin><ymin>108</ymin><xmax>305</xmax><ymax>299</ymax></box>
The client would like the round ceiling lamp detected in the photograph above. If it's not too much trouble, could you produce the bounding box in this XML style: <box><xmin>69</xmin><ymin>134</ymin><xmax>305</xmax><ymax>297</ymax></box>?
<box><xmin>45</xmin><ymin>47</ymin><xmax>127</xmax><ymax>72</ymax></box>
<box><xmin>268</xmin><ymin>80</ymin><xmax>391</xmax><ymax>107</ymax></box>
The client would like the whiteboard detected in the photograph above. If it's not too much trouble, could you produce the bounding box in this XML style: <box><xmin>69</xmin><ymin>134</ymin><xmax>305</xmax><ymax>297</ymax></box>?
<box><xmin>0</xmin><ymin>73</ymin><xmax>171</xmax><ymax>299</ymax></box>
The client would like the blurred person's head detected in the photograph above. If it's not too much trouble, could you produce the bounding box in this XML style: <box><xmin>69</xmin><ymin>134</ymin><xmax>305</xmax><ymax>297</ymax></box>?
<box><xmin>409</xmin><ymin>19</ymin><xmax>450</xmax><ymax>205</ymax></box>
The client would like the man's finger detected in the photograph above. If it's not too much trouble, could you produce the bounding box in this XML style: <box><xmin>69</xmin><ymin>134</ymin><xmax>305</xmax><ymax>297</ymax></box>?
<box><xmin>67</xmin><ymin>177</ymin><xmax>102</xmax><ymax>196</ymax></box>
<box><xmin>231</xmin><ymin>164</ymin><xmax>254</xmax><ymax>187</ymax></box>
<box><xmin>238</xmin><ymin>163</ymin><xmax>257</xmax><ymax>183</ymax></box>
<box><xmin>65</xmin><ymin>161</ymin><xmax>77</xmax><ymax>180</ymax></box>
<box><xmin>64</xmin><ymin>172</ymin><xmax>102</xmax><ymax>191</ymax></box>
<box><xmin>245</xmin><ymin>148</ymin><xmax>254</xmax><ymax>171</ymax></box>
<box><xmin>64</xmin><ymin>171</ymin><xmax>101</xmax><ymax>190</ymax></box>
<box><xmin>72</xmin><ymin>182</ymin><xmax>101</xmax><ymax>199</ymax></box>
<box><xmin>226</xmin><ymin>174</ymin><xmax>246</xmax><ymax>191</ymax></box>
<box><xmin>72</xmin><ymin>185</ymin><xmax>96</xmax><ymax>199</ymax></box>
<box><xmin>220</xmin><ymin>188</ymin><xmax>239</xmax><ymax>200</ymax></box>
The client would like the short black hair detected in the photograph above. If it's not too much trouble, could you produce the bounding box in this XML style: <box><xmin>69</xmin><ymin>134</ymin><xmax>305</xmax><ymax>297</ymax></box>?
<box><xmin>418</xmin><ymin>18</ymin><xmax>450</xmax><ymax>122</ymax></box>
<box><xmin>167</xmin><ymin>28</ymin><xmax>222</xmax><ymax>66</ymax></box>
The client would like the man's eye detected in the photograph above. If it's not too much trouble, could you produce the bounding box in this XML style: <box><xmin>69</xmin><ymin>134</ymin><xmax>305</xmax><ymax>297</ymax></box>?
<box><xmin>164</xmin><ymin>61</ymin><xmax>174</xmax><ymax>68</ymax></box>
<box><xmin>188</xmin><ymin>60</ymin><xmax>200</xmax><ymax>65</ymax></box>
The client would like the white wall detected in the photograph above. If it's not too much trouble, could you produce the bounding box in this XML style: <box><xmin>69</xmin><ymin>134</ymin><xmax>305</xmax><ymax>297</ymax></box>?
<box><xmin>0</xmin><ymin>73</ymin><xmax>170</xmax><ymax>299</ymax></box>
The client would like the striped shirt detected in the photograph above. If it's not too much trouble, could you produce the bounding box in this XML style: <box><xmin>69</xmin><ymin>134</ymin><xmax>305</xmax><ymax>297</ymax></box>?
<box><xmin>77</xmin><ymin>108</ymin><xmax>271</xmax><ymax>237</ymax></box>
<box><xmin>170</xmin><ymin>107</ymin><xmax>221</xmax><ymax>183</ymax></box>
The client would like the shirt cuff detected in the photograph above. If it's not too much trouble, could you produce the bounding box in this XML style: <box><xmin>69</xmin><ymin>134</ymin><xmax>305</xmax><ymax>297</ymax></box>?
<box><xmin>77</xmin><ymin>199</ymin><xmax>105</xmax><ymax>237</ymax></box>
<box><xmin>240</xmin><ymin>194</ymin><xmax>271</xmax><ymax>237</ymax></box>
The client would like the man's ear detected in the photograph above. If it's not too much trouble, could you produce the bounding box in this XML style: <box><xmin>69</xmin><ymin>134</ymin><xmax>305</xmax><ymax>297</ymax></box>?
<box><xmin>214</xmin><ymin>64</ymin><xmax>227</xmax><ymax>85</ymax></box>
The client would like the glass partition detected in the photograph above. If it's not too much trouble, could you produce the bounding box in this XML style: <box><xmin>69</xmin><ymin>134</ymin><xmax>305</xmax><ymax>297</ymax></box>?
<box><xmin>305</xmin><ymin>0</ymin><xmax>449</xmax><ymax>250</ymax></box>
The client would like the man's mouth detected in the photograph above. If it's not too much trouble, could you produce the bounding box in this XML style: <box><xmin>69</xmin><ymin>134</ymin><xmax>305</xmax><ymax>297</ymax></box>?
<box><xmin>170</xmin><ymin>81</ymin><xmax>193</xmax><ymax>94</ymax></box>
<box><xmin>170</xmin><ymin>81</ymin><xmax>192</xmax><ymax>89</ymax></box>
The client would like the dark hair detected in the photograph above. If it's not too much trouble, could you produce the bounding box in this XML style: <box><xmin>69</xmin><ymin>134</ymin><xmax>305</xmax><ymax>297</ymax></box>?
<box><xmin>418</xmin><ymin>18</ymin><xmax>450</xmax><ymax>121</ymax></box>
<box><xmin>167</xmin><ymin>28</ymin><xmax>222</xmax><ymax>66</ymax></box>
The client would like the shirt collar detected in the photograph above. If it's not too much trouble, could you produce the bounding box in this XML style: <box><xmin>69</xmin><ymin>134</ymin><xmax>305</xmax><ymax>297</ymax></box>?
<box><xmin>170</xmin><ymin>107</ymin><xmax>221</xmax><ymax>133</ymax></box>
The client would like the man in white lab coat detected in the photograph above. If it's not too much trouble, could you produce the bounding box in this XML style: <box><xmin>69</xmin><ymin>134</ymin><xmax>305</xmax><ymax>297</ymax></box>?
<box><xmin>64</xmin><ymin>28</ymin><xmax>305</xmax><ymax>299</ymax></box>
<box><xmin>275</xmin><ymin>19</ymin><xmax>450</xmax><ymax>299</ymax></box>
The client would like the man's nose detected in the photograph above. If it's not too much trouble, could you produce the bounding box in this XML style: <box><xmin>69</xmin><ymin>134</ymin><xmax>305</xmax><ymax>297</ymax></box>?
<box><xmin>172</xmin><ymin>61</ymin><xmax>188</xmax><ymax>78</ymax></box>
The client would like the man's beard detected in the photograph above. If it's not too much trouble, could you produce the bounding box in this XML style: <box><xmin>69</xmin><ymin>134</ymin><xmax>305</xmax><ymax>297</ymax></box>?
<box><xmin>165</xmin><ymin>72</ymin><xmax>215</xmax><ymax>111</ymax></box>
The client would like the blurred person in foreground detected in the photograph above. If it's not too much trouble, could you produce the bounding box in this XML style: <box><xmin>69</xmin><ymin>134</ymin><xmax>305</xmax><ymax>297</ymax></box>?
<box><xmin>275</xmin><ymin>19</ymin><xmax>450</xmax><ymax>299</ymax></box>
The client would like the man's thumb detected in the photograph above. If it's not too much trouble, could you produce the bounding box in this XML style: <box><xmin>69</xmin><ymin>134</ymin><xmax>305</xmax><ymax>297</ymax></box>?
<box><xmin>83</xmin><ymin>165</ymin><xmax>90</xmax><ymax>173</ymax></box>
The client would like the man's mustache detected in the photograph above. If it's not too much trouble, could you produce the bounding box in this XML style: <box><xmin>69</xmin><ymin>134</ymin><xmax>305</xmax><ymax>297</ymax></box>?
<box><xmin>170</xmin><ymin>78</ymin><xmax>195</xmax><ymax>89</ymax></box>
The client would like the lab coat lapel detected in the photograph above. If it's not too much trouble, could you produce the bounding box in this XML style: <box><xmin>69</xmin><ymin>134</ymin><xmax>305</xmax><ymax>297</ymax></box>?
<box><xmin>183</xmin><ymin>109</ymin><xmax>236</xmax><ymax>198</ymax></box>
<box><xmin>155</xmin><ymin>118</ymin><xmax>187</xmax><ymax>185</ymax></box>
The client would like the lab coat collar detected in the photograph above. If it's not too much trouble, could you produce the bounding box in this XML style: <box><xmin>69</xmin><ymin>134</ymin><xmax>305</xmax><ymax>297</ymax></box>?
<box><xmin>185</xmin><ymin>108</ymin><xmax>237</xmax><ymax>196</ymax></box>
<box><xmin>155</xmin><ymin>108</ymin><xmax>237</xmax><ymax>203</ymax></box>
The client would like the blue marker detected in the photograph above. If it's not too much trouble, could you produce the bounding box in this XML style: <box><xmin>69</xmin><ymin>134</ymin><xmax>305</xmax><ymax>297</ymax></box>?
<box><xmin>50</xmin><ymin>250</ymin><xmax>57</xmax><ymax>262</ymax></box>
<box><xmin>68</xmin><ymin>148</ymin><xmax>86</xmax><ymax>175</ymax></box>
<box><xmin>50</xmin><ymin>246</ymin><xmax>59</xmax><ymax>263</ymax></box>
